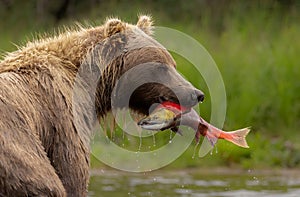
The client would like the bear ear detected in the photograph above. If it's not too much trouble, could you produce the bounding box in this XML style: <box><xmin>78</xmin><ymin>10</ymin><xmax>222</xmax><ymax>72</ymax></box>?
<box><xmin>137</xmin><ymin>15</ymin><xmax>153</xmax><ymax>35</ymax></box>
<box><xmin>104</xmin><ymin>18</ymin><xmax>126</xmax><ymax>37</ymax></box>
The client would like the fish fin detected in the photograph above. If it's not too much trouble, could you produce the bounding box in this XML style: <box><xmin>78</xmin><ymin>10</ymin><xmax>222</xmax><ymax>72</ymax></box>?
<box><xmin>224</xmin><ymin>127</ymin><xmax>251</xmax><ymax>148</ymax></box>
<box><xmin>197</xmin><ymin>124</ymin><xmax>218</xmax><ymax>146</ymax></box>
<box><xmin>205</xmin><ymin>132</ymin><xmax>218</xmax><ymax>147</ymax></box>
<box><xmin>176</xmin><ymin>128</ymin><xmax>183</xmax><ymax>136</ymax></box>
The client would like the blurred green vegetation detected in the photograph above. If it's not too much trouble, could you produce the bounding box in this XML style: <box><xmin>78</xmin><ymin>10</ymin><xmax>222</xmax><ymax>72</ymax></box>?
<box><xmin>0</xmin><ymin>0</ymin><xmax>299</xmax><ymax>169</ymax></box>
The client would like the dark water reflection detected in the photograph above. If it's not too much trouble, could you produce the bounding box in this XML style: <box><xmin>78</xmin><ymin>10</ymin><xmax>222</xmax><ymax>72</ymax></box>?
<box><xmin>89</xmin><ymin>169</ymin><xmax>300</xmax><ymax>197</ymax></box>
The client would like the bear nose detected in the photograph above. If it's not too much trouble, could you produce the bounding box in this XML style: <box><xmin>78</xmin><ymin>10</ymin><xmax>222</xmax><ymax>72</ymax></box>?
<box><xmin>191</xmin><ymin>89</ymin><xmax>205</xmax><ymax>103</ymax></box>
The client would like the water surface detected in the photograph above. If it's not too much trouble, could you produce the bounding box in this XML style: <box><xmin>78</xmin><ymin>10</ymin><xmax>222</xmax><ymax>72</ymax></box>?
<box><xmin>89</xmin><ymin>168</ymin><xmax>300</xmax><ymax>197</ymax></box>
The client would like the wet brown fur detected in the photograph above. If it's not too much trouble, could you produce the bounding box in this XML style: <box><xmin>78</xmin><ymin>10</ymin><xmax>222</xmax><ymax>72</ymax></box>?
<box><xmin>0</xmin><ymin>16</ymin><xmax>201</xmax><ymax>196</ymax></box>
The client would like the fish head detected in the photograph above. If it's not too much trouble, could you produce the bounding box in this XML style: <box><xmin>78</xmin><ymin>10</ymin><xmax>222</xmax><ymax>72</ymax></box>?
<box><xmin>137</xmin><ymin>107</ymin><xmax>178</xmax><ymax>130</ymax></box>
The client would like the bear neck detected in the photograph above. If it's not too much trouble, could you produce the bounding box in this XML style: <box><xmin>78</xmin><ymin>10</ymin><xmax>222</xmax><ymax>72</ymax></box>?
<box><xmin>0</xmin><ymin>26</ymin><xmax>123</xmax><ymax>121</ymax></box>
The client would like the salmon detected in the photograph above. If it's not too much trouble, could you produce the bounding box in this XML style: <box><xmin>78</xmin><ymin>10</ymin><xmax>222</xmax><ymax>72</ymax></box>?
<box><xmin>138</xmin><ymin>101</ymin><xmax>250</xmax><ymax>148</ymax></box>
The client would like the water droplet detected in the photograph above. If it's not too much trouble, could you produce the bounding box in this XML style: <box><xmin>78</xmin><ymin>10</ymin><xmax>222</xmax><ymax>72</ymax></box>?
<box><xmin>215</xmin><ymin>146</ymin><xmax>218</xmax><ymax>154</ymax></box>
<box><xmin>152</xmin><ymin>131</ymin><xmax>156</xmax><ymax>147</ymax></box>
<box><xmin>112</xmin><ymin>130</ymin><xmax>116</xmax><ymax>140</ymax></box>
<box><xmin>210</xmin><ymin>150</ymin><xmax>213</xmax><ymax>155</ymax></box>
<box><xmin>138</xmin><ymin>132</ymin><xmax>142</xmax><ymax>151</ymax></box>
<box><xmin>192</xmin><ymin>141</ymin><xmax>200</xmax><ymax>159</ymax></box>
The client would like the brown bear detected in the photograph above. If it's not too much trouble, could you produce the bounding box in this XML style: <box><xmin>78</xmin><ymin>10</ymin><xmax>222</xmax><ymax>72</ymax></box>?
<box><xmin>0</xmin><ymin>16</ymin><xmax>204</xmax><ymax>196</ymax></box>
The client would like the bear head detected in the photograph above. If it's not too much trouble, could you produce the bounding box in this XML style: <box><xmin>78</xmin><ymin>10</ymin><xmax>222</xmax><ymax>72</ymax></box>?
<box><xmin>91</xmin><ymin>15</ymin><xmax>204</xmax><ymax>116</ymax></box>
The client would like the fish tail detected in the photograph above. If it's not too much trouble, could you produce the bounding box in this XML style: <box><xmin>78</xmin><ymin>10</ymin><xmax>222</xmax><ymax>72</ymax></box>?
<box><xmin>221</xmin><ymin>127</ymin><xmax>251</xmax><ymax>148</ymax></box>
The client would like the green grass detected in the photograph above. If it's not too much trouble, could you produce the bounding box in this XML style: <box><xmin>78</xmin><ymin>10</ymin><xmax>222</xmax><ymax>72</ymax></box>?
<box><xmin>1</xmin><ymin>1</ymin><xmax>299</xmax><ymax>169</ymax></box>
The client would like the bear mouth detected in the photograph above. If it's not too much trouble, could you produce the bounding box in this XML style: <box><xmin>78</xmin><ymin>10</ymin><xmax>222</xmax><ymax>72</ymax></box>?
<box><xmin>132</xmin><ymin>95</ymin><xmax>198</xmax><ymax>127</ymax></box>
<box><xmin>157</xmin><ymin>96</ymin><xmax>193</xmax><ymax>113</ymax></box>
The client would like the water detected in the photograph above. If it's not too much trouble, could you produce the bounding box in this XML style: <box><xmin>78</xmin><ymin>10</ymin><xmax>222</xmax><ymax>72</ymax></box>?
<box><xmin>88</xmin><ymin>169</ymin><xmax>300</xmax><ymax>196</ymax></box>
